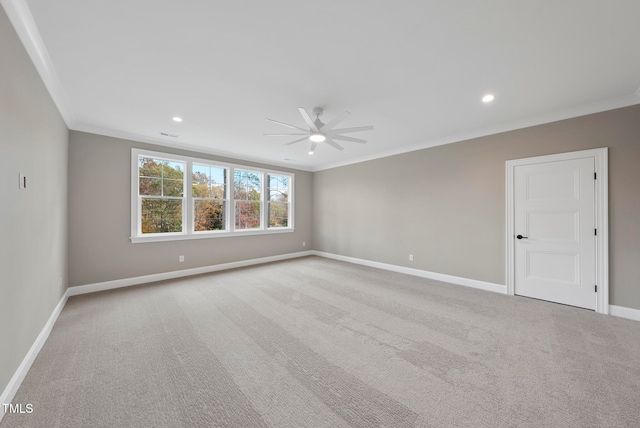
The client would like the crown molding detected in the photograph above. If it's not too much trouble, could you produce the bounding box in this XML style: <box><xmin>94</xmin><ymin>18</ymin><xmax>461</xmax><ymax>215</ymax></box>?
<box><xmin>4</xmin><ymin>0</ymin><xmax>639</xmax><ymax>174</ymax></box>
<box><xmin>313</xmin><ymin>92</ymin><xmax>640</xmax><ymax>172</ymax></box>
<box><xmin>1</xmin><ymin>0</ymin><xmax>76</xmax><ymax>126</ymax></box>
<box><xmin>72</xmin><ymin>123</ymin><xmax>313</xmax><ymax>172</ymax></box>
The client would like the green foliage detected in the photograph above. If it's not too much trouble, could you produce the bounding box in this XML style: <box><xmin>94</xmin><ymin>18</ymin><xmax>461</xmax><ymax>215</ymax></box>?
<box><xmin>138</xmin><ymin>158</ymin><xmax>292</xmax><ymax>234</ymax></box>
<box><xmin>268</xmin><ymin>175</ymin><xmax>289</xmax><ymax>227</ymax></box>
<box><xmin>234</xmin><ymin>170</ymin><xmax>262</xmax><ymax>229</ymax></box>
<box><xmin>269</xmin><ymin>202</ymin><xmax>288</xmax><ymax>227</ymax></box>
<box><xmin>192</xmin><ymin>165</ymin><xmax>226</xmax><ymax>231</ymax></box>
<box><xmin>194</xmin><ymin>200</ymin><xmax>225</xmax><ymax>231</ymax></box>
<box><xmin>141</xmin><ymin>199</ymin><xmax>182</xmax><ymax>233</ymax></box>
<box><xmin>139</xmin><ymin>157</ymin><xmax>185</xmax><ymax>234</ymax></box>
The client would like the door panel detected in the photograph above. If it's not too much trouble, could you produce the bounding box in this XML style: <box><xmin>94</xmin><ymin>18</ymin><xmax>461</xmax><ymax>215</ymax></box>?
<box><xmin>526</xmin><ymin>250</ymin><xmax>579</xmax><ymax>285</ymax></box>
<box><xmin>527</xmin><ymin>211</ymin><xmax>579</xmax><ymax>241</ymax></box>
<box><xmin>514</xmin><ymin>158</ymin><xmax>595</xmax><ymax>309</ymax></box>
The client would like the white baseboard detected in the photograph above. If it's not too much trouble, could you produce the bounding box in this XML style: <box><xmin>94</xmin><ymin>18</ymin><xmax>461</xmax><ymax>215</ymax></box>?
<box><xmin>0</xmin><ymin>250</ymin><xmax>312</xmax><ymax>422</ymax></box>
<box><xmin>311</xmin><ymin>251</ymin><xmax>640</xmax><ymax>323</ymax></box>
<box><xmin>0</xmin><ymin>288</ymin><xmax>70</xmax><ymax>424</ymax></box>
<box><xmin>311</xmin><ymin>251</ymin><xmax>507</xmax><ymax>295</ymax></box>
<box><xmin>3</xmin><ymin>250</ymin><xmax>638</xmax><ymax>424</ymax></box>
<box><xmin>68</xmin><ymin>251</ymin><xmax>313</xmax><ymax>297</ymax></box>
<box><xmin>609</xmin><ymin>305</ymin><xmax>640</xmax><ymax>322</ymax></box>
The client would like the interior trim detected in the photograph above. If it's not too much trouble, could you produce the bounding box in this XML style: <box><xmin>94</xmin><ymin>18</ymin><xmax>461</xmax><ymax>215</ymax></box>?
<box><xmin>4</xmin><ymin>0</ymin><xmax>639</xmax><ymax>173</ymax></box>
<box><xmin>311</xmin><ymin>250</ymin><xmax>507</xmax><ymax>295</ymax></box>
<box><xmin>610</xmin><ymin>305</ymin><xmax>640</xmax><ymax>322</ymax></box>
<box><xmin>67</xmin><ymin>251</ymin><xmax>313</xmax><ymax>297</ymax></box>
<box><xmin>505</xmin><ymin>148</ymin><xmax>609</xmax><ymax>314</ymax></box>
<box><xmin>0</xmin><ymin>288</ymin><xmax>70</xmax><ymax>424</ymax></box>
<box><xmin>2</xmin><ymin>252</ymin><xmax>638</xmax><ymax>422</ymax></box>
<box><xmin>0</xmin><ymin>0</ymin><xmax>75</xmax><ymax>126</ymax></box>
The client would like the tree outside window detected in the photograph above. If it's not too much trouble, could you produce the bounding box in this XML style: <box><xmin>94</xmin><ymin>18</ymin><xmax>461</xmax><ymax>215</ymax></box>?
<box><xmin>139</xmin><ymin>157</ymin><xmax>184</xmax><ymax>234</ymax></box>
<box><xmin>234</xmin><ymin>169</ymin><xmax>262</xmax><ymax>230</ymax></box>
<box><xmin>132</xmin><ymin>149</ymin><xmax>293</xmax><ymax>242</ymax></box>
<box><xmin>193</xmin><ymin>164</ymin><xmax>226</xmax><ymax>231</ymax></box>
<box><xmin>268</xmin><ymin>174</ymin><xmax>289</xmax><ymax>228</ymax></box>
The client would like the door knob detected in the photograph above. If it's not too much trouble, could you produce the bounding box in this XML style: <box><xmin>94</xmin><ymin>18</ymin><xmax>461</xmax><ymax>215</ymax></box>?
<box><xmin>516</xmin><ymin>235</ymin><xmax>528</xmax><ymax>239</ymax></box>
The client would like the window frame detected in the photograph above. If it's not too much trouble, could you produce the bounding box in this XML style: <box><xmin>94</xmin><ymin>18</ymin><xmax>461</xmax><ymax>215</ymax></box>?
<box><xmin>192</xmin><ymin>162</ymin><xmax>229</xmax><ymax>234</ymax></box>
<box><xmin>267</xmin><ymin>173</ymin><xmax>292</xmax><ymax>229</ymax></box>
<box><xmin>136</xmin><ymin>153</ymin><xmax>187</xmax><ymax>237</ymax></box>
<box><xmin>131</xmin><ymin>148</ymin><xmax>294</xmax><ymax>243</ymax></box>
<box><xmin>233</xmin><ymin>168</ymin><xmax>264</xmax><ymax>231</ymax></box>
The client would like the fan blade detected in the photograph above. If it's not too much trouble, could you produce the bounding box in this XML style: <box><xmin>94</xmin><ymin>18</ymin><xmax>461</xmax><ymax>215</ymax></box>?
<box><xmin>327</xmin><ymin>125</ymin><xmax>373</xmax><ymax>134</ymax></box>
<box><xmin>331</xmin><ymin>135</ymin><xmax>367</xmax><ymax>144</ymax></box>
<box><xmin>263</xmin><ymin>133</ymin><xmax>308</xmax><ymax>136</ymax></box>
<box><xmin>309</xmin><ymin>142</ymin><xmax>317</xmax><ymax>153</ymax></box>
<box><xmin>298</xmin><ymin>108</ymin><xmax>318</xmax><ymax>131</ymax></box>
<box><xmin>265</xmin><ymin>118</ymin><xmax>308</xmax><ymax>132</ymax></box>
<box><xmin>284</xmin><ymin>137</ymin><xmax>309</xmax><ymax>146</ymax></box>
<box><xmin>322</xmin><ymin>111</ymin><xmax>351</xmax><ymax>131</ymax></box>
<box><xmin>324</xmin><ymin>137</ymin><xmax>344</xmax><ymax>151</ymax></box>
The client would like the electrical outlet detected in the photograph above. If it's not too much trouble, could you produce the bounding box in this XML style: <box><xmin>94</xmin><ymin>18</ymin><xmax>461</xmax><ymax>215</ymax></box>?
<box><xmin>409</xmin><ymin>254</ymin><xmax>414</xmax><ymax>262</ymax></box>
<box><xmin>179</xmin><ymin>255</ymin><xmax>184</xmax><ymax>262</ymax></box>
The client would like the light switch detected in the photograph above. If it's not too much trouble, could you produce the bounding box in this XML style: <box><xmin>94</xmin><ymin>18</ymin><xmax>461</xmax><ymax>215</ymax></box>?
<box><xmin>19</xmin><ymin>173</ymin><xmax>26</xmax><ymax>189</ymax></box>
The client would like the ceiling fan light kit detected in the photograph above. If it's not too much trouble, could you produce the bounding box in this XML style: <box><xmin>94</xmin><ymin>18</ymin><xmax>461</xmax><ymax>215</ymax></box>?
<box><xmin>309</xmin><ymin>132</ymin><xmax>326</xmax><ymax>143</ymax></box>
<box><xmin>265</xmin><ymin>107</ymin><xmax>373</xmax><ymax>154</ymax></box>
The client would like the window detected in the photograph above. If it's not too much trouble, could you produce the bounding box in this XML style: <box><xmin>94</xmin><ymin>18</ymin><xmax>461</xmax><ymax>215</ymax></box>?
<box><xmin>193</xmin><ymin>164</ymin><xmax>227</xmax><ymax>232</ymax></box>
<box><xmin>131</xmin><ymin>149</ymin><xmax>293</xmax><ymax>242</ymax></box>
<box><xmin>268</xmin><ymin>174</ymin><xmax>289</xmax><ymax>228</ymax></box>
<box><xmin>138</xmin><ymin>156</ymin><xmax>185</xmax><ymax>234</ymax></box>
<box><xmin>234</xmin><ymin>169</ymin><xmax>262</xmax><ymax>230</ymax></box>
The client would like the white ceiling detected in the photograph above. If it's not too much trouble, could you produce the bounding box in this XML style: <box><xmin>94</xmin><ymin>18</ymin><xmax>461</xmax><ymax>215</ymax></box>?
<box><xmin>6</xmin><ymin>0</ymin><xmax>640</xmax><ymax>171</ymax></box>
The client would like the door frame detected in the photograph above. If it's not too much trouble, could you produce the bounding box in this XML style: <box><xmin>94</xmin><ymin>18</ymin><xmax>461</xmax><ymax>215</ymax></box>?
<box><xmin>506</xmin><ymin>148</ymin><xmax>609</xmax><ymax>314</ymax></box>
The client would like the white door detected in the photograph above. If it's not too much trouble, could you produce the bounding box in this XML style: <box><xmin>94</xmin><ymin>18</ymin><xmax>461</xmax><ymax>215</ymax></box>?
<box><xmin>513</xmin><ymin>157</ymin><xmax>596</xmax><ymax>309</ymax></box>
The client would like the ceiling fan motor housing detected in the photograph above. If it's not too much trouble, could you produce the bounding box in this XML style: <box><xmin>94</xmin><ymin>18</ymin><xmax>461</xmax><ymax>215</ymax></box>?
<box><xmin>264</xmin><ymin>107</ymin><xmax>373</xmax><ymax>153</ymax></box>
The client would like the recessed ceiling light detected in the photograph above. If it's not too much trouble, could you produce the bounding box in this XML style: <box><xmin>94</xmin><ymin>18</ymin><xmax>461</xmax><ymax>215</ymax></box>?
<box><xmin>172</xmin><ymin>117</ymin><xmax>183</xmax><ymax>122</ymax></box>
<box><xmin>482</xmin><ymin>94</ymin><xmax>495</xmax><ymax>103</ymax></box>
<box><xmin>308</xmin><ymin>151</ymin><xmax>315</xmax><ymax>155</ymax></box>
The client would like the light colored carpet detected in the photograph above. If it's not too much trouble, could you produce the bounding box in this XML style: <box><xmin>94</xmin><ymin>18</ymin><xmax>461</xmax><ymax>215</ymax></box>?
<box><xmin>2</xmin><ymin>256</ymin><xmax>640</xmax><ymax>427</ymax></box>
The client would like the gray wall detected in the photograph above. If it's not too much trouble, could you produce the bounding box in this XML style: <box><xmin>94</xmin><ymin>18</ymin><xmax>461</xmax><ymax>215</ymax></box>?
<box><xmin>0</xmin><ymin>8</ymin><xmax>69</xmax><ymax>396</ymax></box>
<box><xmin>313</xmin><ymin>105</ymin><xmax>640</xmax><ymax>310</ymax></box>
<box><xmin>68</xmin><ymin>131</ymin><xmax>312</xmax><ymax>287</ymax></box>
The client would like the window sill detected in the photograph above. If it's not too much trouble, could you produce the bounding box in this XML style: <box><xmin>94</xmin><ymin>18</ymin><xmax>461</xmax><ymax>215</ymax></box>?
<box><xmin>130</xmin><ymin>228</ymin><xmax>294</xmax><ymax>244</ymax></box>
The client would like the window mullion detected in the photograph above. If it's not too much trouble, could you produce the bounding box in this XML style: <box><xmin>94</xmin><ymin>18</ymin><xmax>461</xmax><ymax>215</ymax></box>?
<box><xmin>264</xmin><ymin>173</ymin><xmax>269</xmax><ymax>230</ymax></box>
<box><xmin>186</xmin><ymin>160</ymin><xmax>192</xmax><ymax>234</ymax></box>
<box><xmin>133</xmin><ymin>148</ymin><xmax>292</xmax><ymax>241</ymax></box>
<box><xmin>229</xmin><ymin>167</ymin><xmax>235</xmax><ymax>232</ymax></box>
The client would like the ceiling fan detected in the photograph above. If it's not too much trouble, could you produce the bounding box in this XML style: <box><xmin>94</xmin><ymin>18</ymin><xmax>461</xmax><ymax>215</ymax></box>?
<box><xmin>264</xmin><ymin>107</ymin><xmax>373</xmax><ymax>154</ymax></box>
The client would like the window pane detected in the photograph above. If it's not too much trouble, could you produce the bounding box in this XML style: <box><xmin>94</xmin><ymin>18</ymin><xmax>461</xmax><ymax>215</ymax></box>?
<box><xmin>141</xmin><ymin>198</ymin><xmax>183</xmax><ymax>234</ymax></box>
<box><xmin>139</xmin><ymin>157</ymin><xmax>162</xmax><ymax>177</ymax></box>
<box><xmin>269</xmin><ymin>174</ymin><xmax>289</xmax><ymax>202</ymax></box>
<box><xmin>269</xmin><ymin>202</ymin><xmax>288</xmax><ymax>228</ymax></box>
<box><xmin>193</xmin><ymin>164</ymin><xmax>226</xmax><ymax>198</ymax></box>
<box><xmin>163</xmin><ymin>178</ymin><xmax>184</xmax><ymax>197</ymax></box>
<box><xmin>235</xmin><ymin>201</ymin><xmax>261</xmax><ymax>230</ymax></box>
<box><xmin>139</xmin><ymin>177</ymin><xmax>162</xmax><ymax>196</ymax></box>
<box><xmin>234</xmin><ymin>169</ymin><xmax>261</xmax><ymax>200</ymax></box>
<box><xmin>210</xmin><ymin>167</ymin><xmax>225</xmax><ymax>187</ymax></box>
<box><xmin>139</xmin><ymin>156</ymin><xmax>184</xmax><ymax>197</ymax></box>
<box><xmin>194</xmin><ymin>200</ymin><xmax>225</xmax><ymax>231</ymax></box>
<box><xmin>163</xmin><ymin>161</ymin><xmax>184</xmax><ymax>179</ymax></box>
<box><xmin>192</xmin><ymin>165</ymin><xmax>209</xmax><ymax>198</ymax></box>
<box><xmin>210</xmin><ymin>183</ymin><xmax>225</xmax><ymax>199</ymax></box>
<box><xmin>268</xmin><ymin>174</ymin><xmax>289</xmax><ymax>229</ymax></box>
